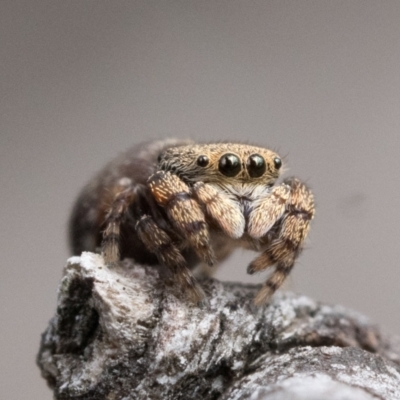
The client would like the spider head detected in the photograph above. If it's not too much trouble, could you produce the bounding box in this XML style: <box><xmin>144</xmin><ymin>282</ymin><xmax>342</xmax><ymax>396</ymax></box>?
<box><xmin>157</xmin><ymin>143</ymin><xmax>283</xmax><ymax>190</ymax></box>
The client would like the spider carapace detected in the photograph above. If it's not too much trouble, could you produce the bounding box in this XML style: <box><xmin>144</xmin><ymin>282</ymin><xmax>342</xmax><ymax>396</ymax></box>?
<box><xmin>69</xmin><ymin>139</ymin><xmax>315</xmax><ymax>305</ymax></box>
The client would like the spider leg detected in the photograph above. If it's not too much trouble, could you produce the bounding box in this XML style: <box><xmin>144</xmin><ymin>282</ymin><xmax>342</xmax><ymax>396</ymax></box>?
<box><xmin>136</xmin><ymin>215</ymin><xmax>205</xmax><ymax>302</ymax></box>
<box><xmin>248</xmin><ymin>178</ymin><xmax>315</xmax><ymax>305</ymax></box>
<box><xmin>148</xmin><ymin>171</ymin><xmax>215</xmax><ymax>265</ymax></box>
<box><xmin>101</xmin><ymin>180</ymin><xmax>204</xmax><ymax>302</ymax></box>
<box><xmin>193</xmin><ymin>182</ymin><xmax>245</xmax><ymax>239</ymax></box>
<box><xmin>101</xmin><ymin>186</ymin><xmax>137</xmax><ymax>264</ymax></box>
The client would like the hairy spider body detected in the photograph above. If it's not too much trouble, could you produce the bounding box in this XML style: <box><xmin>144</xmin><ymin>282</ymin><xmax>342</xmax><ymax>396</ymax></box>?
<box><xmin>69</xmin><ymin>138</ymin><xmax>315</xmax><ymax>304</ymax></box>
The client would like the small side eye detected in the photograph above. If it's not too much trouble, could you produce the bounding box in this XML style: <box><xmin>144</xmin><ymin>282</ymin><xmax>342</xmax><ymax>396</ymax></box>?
<box><xmin>246</xmin><ymin>154</ymin><xmax>266</xmax><ymax>177</ymax></box>
<box><xmin>218</xmin><ymin>153</ymin><xmax>241</xmax><ymax>177</ymax></box>
<box><xmin>197</xmin><ymin>155</ymin><xmax>209</xmax><ymax>167</ymax></box>
<box><xmin>273</xmin><ymin>157</ymin><xmax>282</xmax><ymax>170</ymax></box>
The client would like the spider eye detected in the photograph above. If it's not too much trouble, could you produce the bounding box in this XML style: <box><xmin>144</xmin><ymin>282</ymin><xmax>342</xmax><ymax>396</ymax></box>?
<box><xmin>197</xmin><ymin>155</ymin><xmax>209</xmax><ymax>167</ymax></box>
<box><xmin>218</xmin><ymin>153</ymin><xmax>241</xmax><ymax>177</ymax></box>
<box><xmin>246</xmin><ymin>154</ymin><xmax>266</xmax><ymax>178</ymax></box>
<box><xmin>273</xmin><ymin>157</ymin><xmax>282</xmax><ymax>170</ymax></box>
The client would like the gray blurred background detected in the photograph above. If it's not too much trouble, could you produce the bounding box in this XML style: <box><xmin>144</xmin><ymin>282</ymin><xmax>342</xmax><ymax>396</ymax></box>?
<box><xmin>1</xmin><ymin>1</ymin><xmax>400</xmax><ymax>398</ymax></box>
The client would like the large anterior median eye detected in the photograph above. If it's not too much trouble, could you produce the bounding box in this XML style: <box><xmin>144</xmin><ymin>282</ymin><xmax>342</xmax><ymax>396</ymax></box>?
<box><xmin>218</xmin><ymin>153</ymin><xmax>241</xmax><ymax>177</ymax></box>
<box><xmin>246</xmin><ymin>154</ymin><xmax>266</xmax><ymax>177</ymax></box>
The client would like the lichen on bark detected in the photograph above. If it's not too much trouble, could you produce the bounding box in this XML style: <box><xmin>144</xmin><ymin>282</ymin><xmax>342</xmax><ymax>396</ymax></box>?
<box><xmin>37</xmin><ymin>253</ymin><xmax>400</xmax><ymax>399</ymax></box>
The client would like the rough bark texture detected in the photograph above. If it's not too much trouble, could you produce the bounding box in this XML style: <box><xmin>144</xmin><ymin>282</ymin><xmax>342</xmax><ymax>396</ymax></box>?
<box><xmin>37</xmin><ymin>252</ymin><xmax>400</xmax><ymax>399</ymax></box>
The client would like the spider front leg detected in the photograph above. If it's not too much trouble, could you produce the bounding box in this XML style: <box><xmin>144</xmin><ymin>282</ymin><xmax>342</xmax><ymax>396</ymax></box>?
<box><xmin>148</xmin><ymin>171</ymin><xmax>215</xmax><ymax>266</ymax></box>
<box><xmin>101</xmin><ymin>179</ymin><xmax>205</xmax><ymax>302</ymax></box>
<box><xmin>136</xmin><ymin>214</ymin><xmax>205</xmax><ymax>302</ymax></box>
<box><xmin>247</xmin><ymin>178</ymin><xmax>315</xmax><ymax>305</ymax></box>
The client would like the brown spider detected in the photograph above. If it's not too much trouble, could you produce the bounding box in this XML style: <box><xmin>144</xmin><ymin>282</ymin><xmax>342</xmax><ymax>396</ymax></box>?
<box><xmin>69</xmin><ymin>139</ymin><xmax>315</xmax><ymax>305</ymax></box>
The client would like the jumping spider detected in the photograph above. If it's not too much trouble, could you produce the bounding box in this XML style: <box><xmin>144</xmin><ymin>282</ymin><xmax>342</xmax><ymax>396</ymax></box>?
<box><xmin>69</xmin><ymin>138</ymin><xmax>315</xmax><ymax>305</ymax></box>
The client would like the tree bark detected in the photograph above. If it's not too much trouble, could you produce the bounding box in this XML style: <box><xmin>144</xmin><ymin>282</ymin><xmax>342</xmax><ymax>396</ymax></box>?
<box><xmin>37</xmin><ymin>252</ymin><xmax>400</xmax><ymax>399</ymax></box>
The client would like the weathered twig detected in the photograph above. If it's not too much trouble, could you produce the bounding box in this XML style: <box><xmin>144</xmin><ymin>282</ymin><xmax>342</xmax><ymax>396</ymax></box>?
<box><xmin>38</xmin><ymin>253</ymin><xmax>400</xmax><ymax>399</ymax></box>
